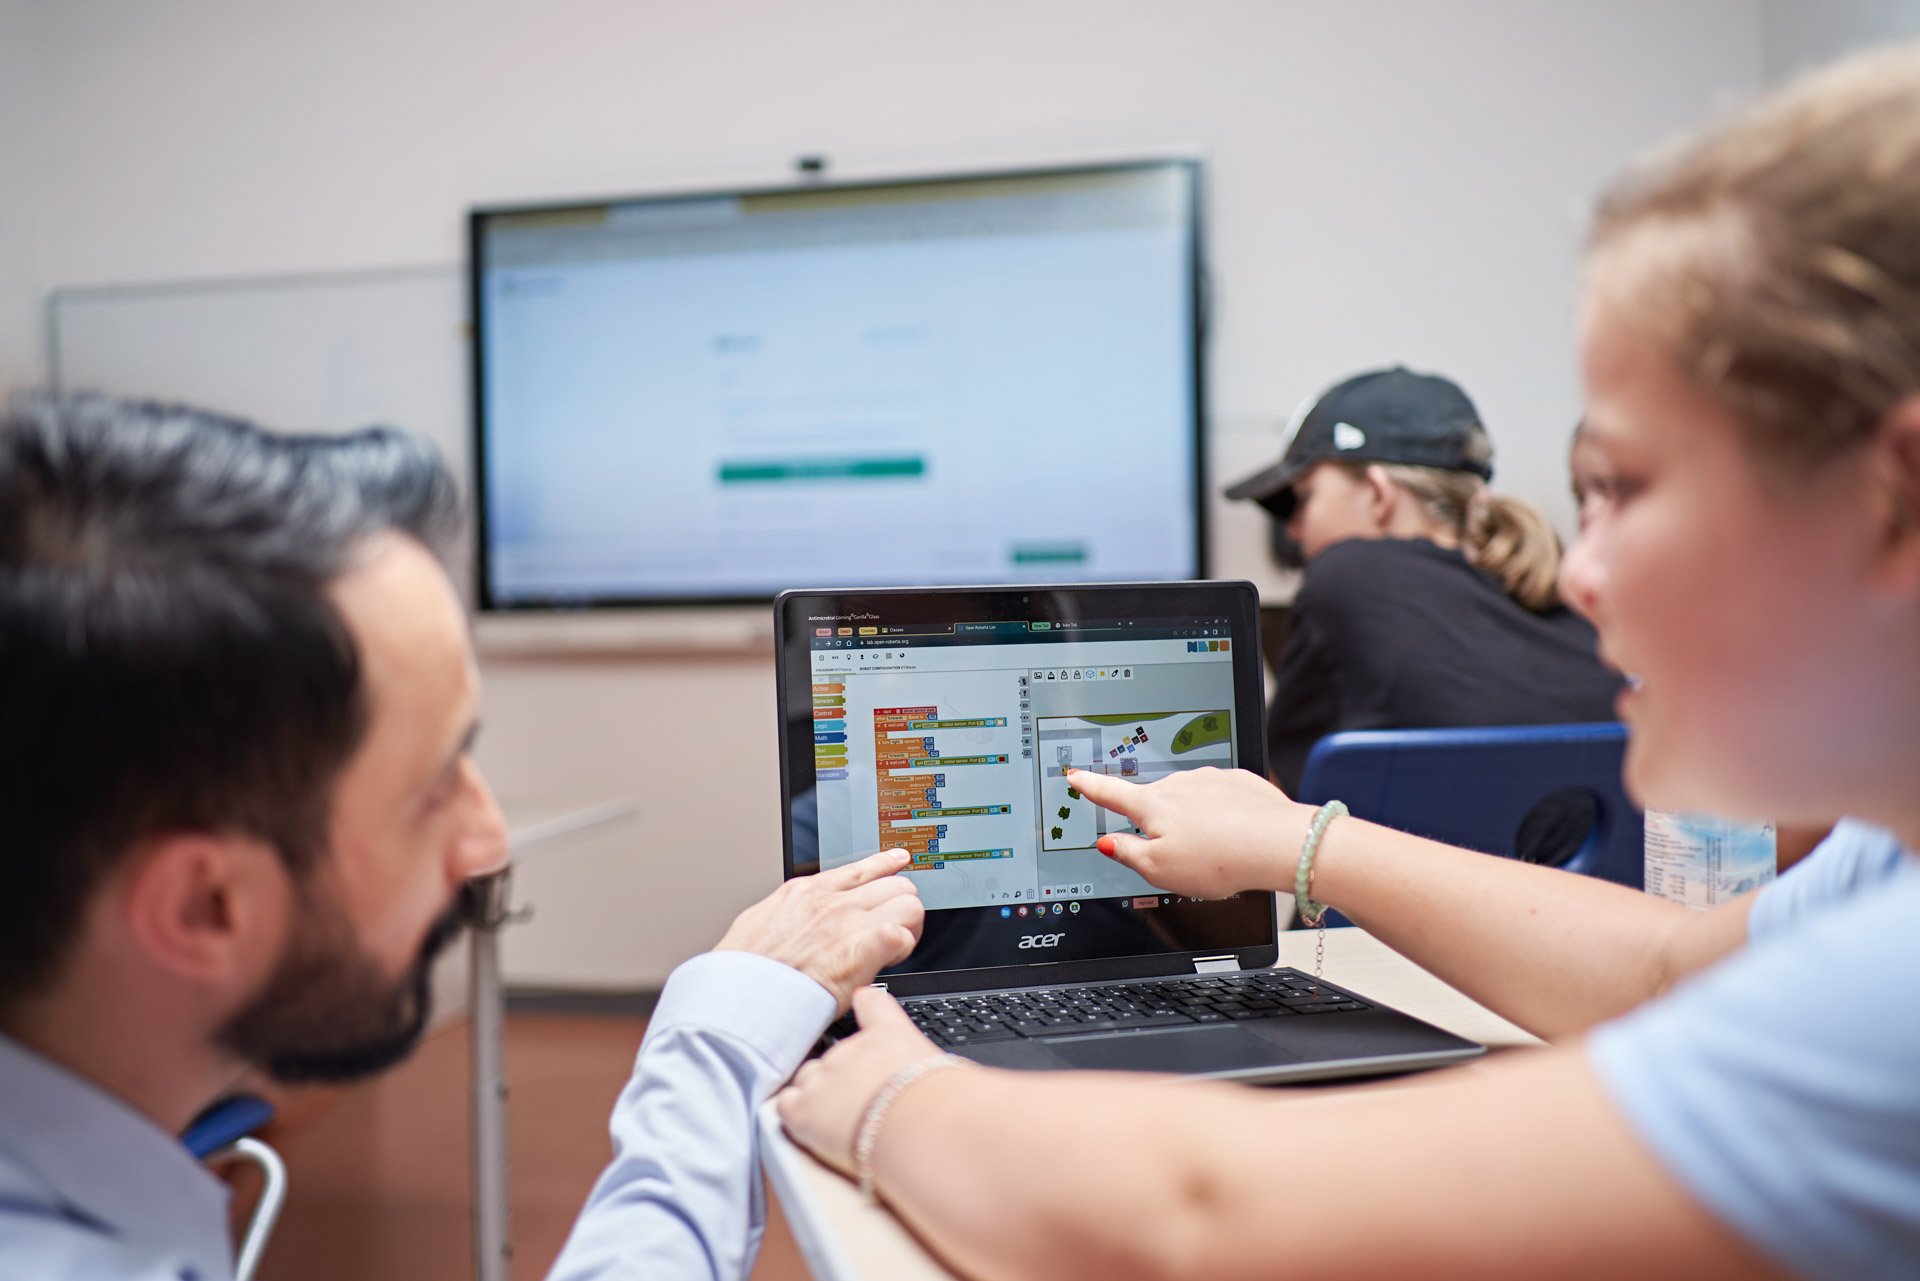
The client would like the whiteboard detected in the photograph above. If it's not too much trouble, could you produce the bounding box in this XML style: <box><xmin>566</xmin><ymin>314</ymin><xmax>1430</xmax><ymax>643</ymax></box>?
<box><xmin>48</xmin><ymin>264</ymin><xmax>479</xmax><ymax>604</ymax></box>
<box><xmin>48</xmin><ymin>264</ymin><xmax>469</xmax><ymax>471</ymax></box>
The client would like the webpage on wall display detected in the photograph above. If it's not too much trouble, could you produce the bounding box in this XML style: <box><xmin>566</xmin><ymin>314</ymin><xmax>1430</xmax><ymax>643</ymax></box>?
<box><xmin>473</xmin><ymin>162</ymin><xmax>1201</xmax><ymax>605</ymax></box>
<box><xmin>808</xmin><ymin>617</ymin><xmax>1237</xmax><ymax>911</ymax></box>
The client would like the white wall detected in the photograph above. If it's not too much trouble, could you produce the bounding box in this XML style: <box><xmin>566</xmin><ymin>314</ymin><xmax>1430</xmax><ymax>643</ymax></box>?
<box><xmin>1761</xmin><ymin>0</ymin><xmax>1920</xmax><ymax>85</ymax></box>
<box><xmin>15</xmin><ymin>0</ymin><xmax>1767</xmax><ymax>985</ymax></box>
<box><xmin>0</xmin><ymin>0</ymin><xmax>46</xmax><ymax>393</ymax></box>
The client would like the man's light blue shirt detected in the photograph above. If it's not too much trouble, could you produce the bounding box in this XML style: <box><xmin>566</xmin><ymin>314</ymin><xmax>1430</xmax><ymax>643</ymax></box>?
<box><xmin>545</xmin><ymin>949</ymin><xmax>834</xmax><ymax>1280</ymax></box>
<box><xmin>0</xmin><ymin>1033</ymin><xmax>234</xmax><ymax>1281</ymax></box>
<box><xmin>0</xmin><ymin>949</ymin><xmax>832</xmax><ymax>1281</ymax></box>
<box><xmin>1590</xmin><ymin>820</ymin><xmax>1920</xmax><ymax>1280</ymax></box>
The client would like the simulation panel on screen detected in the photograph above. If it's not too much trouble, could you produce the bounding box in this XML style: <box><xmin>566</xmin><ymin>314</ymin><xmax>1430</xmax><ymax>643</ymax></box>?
<box><xmin>470</xmin><ymin>160</ymin><xmax>1204</xmax><ymax>608</ymax></box>
<box><xmin>808</xmin><ymin>618</ymin><xmax>1238</xmax><ymax>911</ymax></box>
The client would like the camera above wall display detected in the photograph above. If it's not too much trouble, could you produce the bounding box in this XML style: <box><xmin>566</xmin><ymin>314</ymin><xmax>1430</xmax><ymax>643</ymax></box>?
<box><xmin>469</xmin><ymin>157</ymin><xmax>1208</xmax><ymax>610</ymax></box>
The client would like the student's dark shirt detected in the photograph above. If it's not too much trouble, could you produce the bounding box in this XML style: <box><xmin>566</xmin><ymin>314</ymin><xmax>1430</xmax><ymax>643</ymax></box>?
<box><xmin>1268</xmin><ymin>537</ymin><xmax>1624</xmax><ymax>794</ymax></box>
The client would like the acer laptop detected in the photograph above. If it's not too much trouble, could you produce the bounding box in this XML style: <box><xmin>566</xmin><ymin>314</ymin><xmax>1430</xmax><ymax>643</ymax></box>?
<box><xmin>775</xmin><ymin>581</ymin><xmax>1482</xmax><ymax>1083</ymax></box>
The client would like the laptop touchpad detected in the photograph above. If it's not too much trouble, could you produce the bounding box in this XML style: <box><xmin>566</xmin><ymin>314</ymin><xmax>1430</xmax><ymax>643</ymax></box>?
<box><xmin>1049</xmin><ymin>1025</ymin><xmax>1299</xmax><ymax>1074</ymax></box>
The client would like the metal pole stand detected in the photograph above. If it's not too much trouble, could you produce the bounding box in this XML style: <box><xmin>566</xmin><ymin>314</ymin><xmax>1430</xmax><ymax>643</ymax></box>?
<box><xmin>464</xmin><ymin>800</ymin><xmax>636</xmax><ymax>1281</ymax></box>
<box><xmin>469</xmin><ymin>868</ymin><xmax>517</xmax><ymax>1281</ymax></box>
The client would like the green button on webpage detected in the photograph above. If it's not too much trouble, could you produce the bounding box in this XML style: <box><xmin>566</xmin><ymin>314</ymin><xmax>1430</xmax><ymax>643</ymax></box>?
<box><xmin>1011</xmin><ymin>544</ymin><xmax>1088</xmax><ymax>565</ymax></box>
<box><xmin>718</xmin><ymin>457</ymin><xmax>926</xmax><ymax>483</ymax></box>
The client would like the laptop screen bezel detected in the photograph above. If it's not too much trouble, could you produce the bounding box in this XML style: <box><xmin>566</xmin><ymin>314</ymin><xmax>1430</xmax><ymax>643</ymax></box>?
<box><xmin>774</xmin><ymin>580</ymin><xmax>1277</xmax><ymax>998</ymax></box>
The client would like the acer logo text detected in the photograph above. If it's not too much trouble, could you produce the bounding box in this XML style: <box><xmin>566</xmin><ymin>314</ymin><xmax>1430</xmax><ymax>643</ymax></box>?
<box><xmin>1018</xmin><ymin>933</ymin><xmax>1066</xmax><ymax>949</ymax></box>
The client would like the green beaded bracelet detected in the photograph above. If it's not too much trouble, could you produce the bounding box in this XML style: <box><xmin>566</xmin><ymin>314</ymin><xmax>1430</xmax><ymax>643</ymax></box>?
<box><xmin>1294</xmin><ymin>800</ymin><xmax>1348</xmax><ymax>926</ymax></box>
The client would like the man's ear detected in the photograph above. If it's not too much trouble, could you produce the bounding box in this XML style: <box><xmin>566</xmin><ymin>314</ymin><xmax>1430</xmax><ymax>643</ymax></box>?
<box><xmin>1868</xmin><ymin>395</ymin><xmax>1920</xmax><ymax>594</ymax></box>
<box><xmin>119</xmin><ymin>834</ymin><xmax>291</xmax><ymax>993</ymax></box>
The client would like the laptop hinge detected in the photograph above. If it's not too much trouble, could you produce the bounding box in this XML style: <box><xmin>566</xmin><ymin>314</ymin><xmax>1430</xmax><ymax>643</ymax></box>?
<box><xmin>1192</xmin><ymin>954</ymin><xmax>1240</xmax><ymax>974</ymax></box>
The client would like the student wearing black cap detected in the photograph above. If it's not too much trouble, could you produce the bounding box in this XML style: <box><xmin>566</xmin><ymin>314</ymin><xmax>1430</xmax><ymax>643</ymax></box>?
<box><xmin>1224</xmin><ymin>366</ymin><xmax>1622</xmax><ymax>793</ymax></box>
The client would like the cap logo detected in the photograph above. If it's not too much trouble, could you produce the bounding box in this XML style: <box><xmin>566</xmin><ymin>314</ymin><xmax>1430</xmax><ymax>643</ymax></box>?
<box><xmin>1333</xmin><ymin>422</ymin><xmax>1367</xmax><ymax>451</ymax></box>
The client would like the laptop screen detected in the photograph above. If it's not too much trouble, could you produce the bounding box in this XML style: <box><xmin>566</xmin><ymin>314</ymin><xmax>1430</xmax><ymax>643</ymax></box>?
<box><xmin>776</xmin><ymin>582</ymin><xmax>1277</xmax><ymax>992</ymax></box>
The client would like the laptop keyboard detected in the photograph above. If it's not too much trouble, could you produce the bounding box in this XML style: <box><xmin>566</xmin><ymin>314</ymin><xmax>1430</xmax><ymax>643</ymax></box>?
<box><xmin>890</xmin><ymin>969</ymin><xmax>1370</xmax><ymax>1049</ymax></box>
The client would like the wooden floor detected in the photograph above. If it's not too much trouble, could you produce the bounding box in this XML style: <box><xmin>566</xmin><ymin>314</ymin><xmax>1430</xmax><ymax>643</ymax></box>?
<box><xmin>248</xmin><ymin>1011</ymin><xmax>808</xmax><ymax>1281</ymax></box>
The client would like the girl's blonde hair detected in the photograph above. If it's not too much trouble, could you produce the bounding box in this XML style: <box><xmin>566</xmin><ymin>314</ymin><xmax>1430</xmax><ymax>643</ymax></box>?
<box><xmin>1588</xmin><ymin>41</ymin><xmax>1920</xmax><ymax>473</ymax></box>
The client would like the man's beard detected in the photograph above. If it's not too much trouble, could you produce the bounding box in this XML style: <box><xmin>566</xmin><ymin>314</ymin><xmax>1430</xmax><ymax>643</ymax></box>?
<box><xmin>217</xmin><ymin>881</ymin><xmax>477</xmax><ymax>1085</ymax></box>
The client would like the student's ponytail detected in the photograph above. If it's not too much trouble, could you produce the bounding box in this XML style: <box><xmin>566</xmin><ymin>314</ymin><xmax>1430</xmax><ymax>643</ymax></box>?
<box><xmin>1373</xmin><ymin>464</ymin><xmax>1564</xmax><ymax>613</ymax></box>
<box><xmin>1463</xmin><ymin>489</ymin><xmax>1562</xmax><ymax>613</ymax></box>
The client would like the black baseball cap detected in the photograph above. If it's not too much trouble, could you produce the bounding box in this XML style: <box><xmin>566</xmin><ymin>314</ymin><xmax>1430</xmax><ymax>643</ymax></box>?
<box><xmin>1225</xmin><ymin>366</ymin><xmax>1494</xmax><ymax>519</ymax></box>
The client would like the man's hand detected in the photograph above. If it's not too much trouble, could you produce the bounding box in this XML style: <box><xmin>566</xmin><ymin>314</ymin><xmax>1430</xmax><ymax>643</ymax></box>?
<box><xmin>1067</xmin><ymin>765</ymin><xmax>1309</xmax><ymax>899</ymax></box>
<box><xmin>715</xmin><ymin>848</ymin><xmax>925</xmax><ymax>1013</ymax></box>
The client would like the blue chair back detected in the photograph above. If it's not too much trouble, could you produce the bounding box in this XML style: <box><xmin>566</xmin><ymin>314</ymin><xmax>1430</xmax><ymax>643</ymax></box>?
<box><xmin>1296</xmin><ymin>722</ymin><xmax>1643</xmax><ymax>891</ymax></box>
<box><xmin>182</xmin><ymin>1094</ymin><xmax>276</xmax><ymax>1158</ymax></box>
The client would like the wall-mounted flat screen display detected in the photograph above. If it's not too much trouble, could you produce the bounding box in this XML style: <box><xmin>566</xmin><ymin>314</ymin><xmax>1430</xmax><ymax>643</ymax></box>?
<box><xmin>470</xmin><ymin>159</ymin><xmax>1206</xmax><ymax>609</ymax></box>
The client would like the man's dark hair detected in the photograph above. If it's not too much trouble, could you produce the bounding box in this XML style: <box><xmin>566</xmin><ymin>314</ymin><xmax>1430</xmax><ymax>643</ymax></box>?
<box><xmin>0</xmin><ymin>394</ymin><xmax>462</xmax><ymax>1009</ymax></box>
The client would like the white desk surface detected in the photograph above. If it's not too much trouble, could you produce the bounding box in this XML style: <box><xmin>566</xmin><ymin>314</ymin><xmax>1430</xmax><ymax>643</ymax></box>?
<box><xmin>759</xmin><ymin>927</ymin><xmax>1544</xmax><ymax>1281</ymax></box>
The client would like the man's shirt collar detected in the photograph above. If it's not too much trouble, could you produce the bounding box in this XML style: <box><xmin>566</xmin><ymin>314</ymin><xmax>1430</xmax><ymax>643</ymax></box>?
<box><xmin>0</xmin><ymin>1032</ymin><xmax>232</xmax><ymax>1278</ymax></box>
